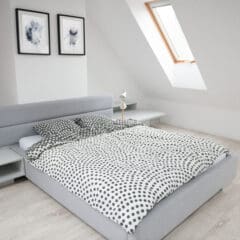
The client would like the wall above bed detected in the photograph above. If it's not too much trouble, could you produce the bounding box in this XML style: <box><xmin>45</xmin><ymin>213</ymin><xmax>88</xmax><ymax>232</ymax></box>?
<box><xmin>0</xmin><ymin>0</ymin><xmax>87</xmax><ymax>105</ymax></box>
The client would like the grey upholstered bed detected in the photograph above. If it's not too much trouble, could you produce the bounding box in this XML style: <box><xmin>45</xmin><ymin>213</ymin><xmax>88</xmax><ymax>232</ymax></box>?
<box><xmin>0</xmin><ymin>96</ymin><xmax>237</xmax><ymax>240</ymax></box>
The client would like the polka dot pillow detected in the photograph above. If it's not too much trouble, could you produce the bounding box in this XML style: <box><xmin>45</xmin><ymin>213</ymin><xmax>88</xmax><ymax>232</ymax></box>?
<box><xmin>34</xmin><ymin>119</ymin><xmax>80</xmax><ymax>138</ymax></box>
<box><xmin>74</xmin><ymin>114</ymin><xmax>115</xmax><ymax>133</ymax></box>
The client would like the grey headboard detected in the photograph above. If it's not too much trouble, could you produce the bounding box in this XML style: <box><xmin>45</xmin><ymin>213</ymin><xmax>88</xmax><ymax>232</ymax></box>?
<box><xmin>0</xmin><ymin>96</ymin><xmax>113</xmax><ymax>147</ymax></box>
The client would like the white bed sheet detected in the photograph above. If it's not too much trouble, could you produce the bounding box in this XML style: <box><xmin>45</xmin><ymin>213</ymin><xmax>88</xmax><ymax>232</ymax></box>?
<box><xmin>19</xmin><ymin>135</ymin><xmax>42</xmax><ymax>151</ymax></box>
<box><xmin>214</xmin><ymin>153</ymin><xmax>227</xmax><ymax>165</ymax></box>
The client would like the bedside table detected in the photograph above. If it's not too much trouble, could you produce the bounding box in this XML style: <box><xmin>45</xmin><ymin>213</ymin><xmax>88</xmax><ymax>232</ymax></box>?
<box><xmin>113</xmin><ymin>110</ymin><xmax>166</xmax><ymax>126</ymax></box>
<box><xmin>0</xmin><ymin>146</ymin><xmax>25</xmax><ymax>187</ymax></box>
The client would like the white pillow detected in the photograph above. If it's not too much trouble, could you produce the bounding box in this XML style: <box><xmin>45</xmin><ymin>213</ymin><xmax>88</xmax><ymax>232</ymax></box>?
<box><xmin>19</xmin><ymin>135</ymin><xmax>42</xmax><ymax>151</ymax></box>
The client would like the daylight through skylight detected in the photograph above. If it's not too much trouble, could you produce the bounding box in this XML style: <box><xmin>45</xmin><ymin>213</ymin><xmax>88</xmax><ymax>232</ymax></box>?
<box><xmin>146</xmin><ymin>2</ymin><xmax>195</xmax><ymax>63</ymax></box>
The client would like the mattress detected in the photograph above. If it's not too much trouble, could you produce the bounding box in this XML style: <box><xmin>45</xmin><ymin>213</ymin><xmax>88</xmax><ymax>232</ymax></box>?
<box><xmin>16</xmin><ymin>145</ymin><xmax>228</xmax><ymax>166</ymax></box>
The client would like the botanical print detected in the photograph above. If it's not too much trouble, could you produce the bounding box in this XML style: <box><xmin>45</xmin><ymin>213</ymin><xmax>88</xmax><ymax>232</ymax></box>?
<box><xmin>61</xmin><ymin>18</ymin><xmax>83</xmax><ymax>53</ymax></box>
<box><xmin>21</xmin><ymin>14</ymin><xmax>47</xmax><ymax>51</ymax></box>
<box><xmin>58</xmin><ymin>15</ymin><xmax>85</xmax><ymax>55</ymax></box>
<box><xmin>25</xmin><ymin>20</ymin><xmax>43</xmax><ymax>46</ymax></box>
<box><xmin>16</xmin><ymin>9</ymin><xmax>50</xmax><ymax>55</ymax></box>
<box><xmin>68</xmin><ymin>27</ymin><xmax>79</xmax><ymax>46</ymax></box>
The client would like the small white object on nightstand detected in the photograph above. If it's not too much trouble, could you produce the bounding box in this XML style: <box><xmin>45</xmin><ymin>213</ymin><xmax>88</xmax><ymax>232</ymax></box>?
<box><xmin>0</xmin><ymin>146</ymin><xmax>25</xmax><ymax>187</ymax></box>
<box><xmin>113</xmin><ymin>101</ymin><xmax>166</xmax><ymax>126</ymax></box>
<box><xmin>114</xmin><ymin>110</ymin><xmax>166</xmax><ymax>125</ymax></box>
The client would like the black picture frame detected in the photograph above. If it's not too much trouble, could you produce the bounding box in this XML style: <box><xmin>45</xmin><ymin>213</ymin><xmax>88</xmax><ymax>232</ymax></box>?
<box><xmin>16</xmin><ymin>8</ymin><xmax>51</xmax><ymax>55</ymax></box>
<box><xmin>57</xmin><ymin>14</ymin><xmax>86</xmax><ymax>56</ymax></box>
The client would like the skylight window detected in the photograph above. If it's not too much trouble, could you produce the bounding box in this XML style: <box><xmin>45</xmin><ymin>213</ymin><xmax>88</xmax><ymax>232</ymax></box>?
<box><xmin>145</xmin><ymin>1</ymin><xmax>195</xmax><ymax>64</ymax></box>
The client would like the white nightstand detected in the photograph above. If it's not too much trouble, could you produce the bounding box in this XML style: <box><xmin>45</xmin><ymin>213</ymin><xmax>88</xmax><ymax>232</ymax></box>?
<box><xmin>113</xmin><ymin>100</ymin><xmax>166</xmax><ymax>126</ymax></box>
<box><xmin>113</xmin><ymin>110</ymin><xmax>166</xmax><ymax>126</ymax></box>
<box><xmin>0</xmin><ymin>146</ymin><xmax>25</xmax><ymax>187</ymax></box>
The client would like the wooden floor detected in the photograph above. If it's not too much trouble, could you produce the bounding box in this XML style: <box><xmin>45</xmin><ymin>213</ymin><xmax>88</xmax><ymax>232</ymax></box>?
<box><xmin>0</xmin><ymin>124</ymin><xmax>239</xmax><ymax>240</ymax></box>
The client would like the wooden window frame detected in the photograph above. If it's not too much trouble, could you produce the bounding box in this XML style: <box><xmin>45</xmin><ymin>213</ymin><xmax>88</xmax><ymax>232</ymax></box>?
<box><xmin>145</xmin><ymin>1</ymin><xmax>195</xmax><ymax>64</ymax></box>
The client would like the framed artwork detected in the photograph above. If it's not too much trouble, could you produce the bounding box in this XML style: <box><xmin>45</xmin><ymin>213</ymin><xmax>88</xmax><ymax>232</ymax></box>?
<box><xmin>16</xmin><ymin>8</ymin><xmax>51</xmax><ymax>55</ymax></box>
<box><xmin>57</xmin><ymin>14</ymin><xmax>85</xmax><ymax>55</ymax></box>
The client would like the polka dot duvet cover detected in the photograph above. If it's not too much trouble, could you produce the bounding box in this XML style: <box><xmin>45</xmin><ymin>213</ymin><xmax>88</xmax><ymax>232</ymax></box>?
<box><xmin>26</xmin><ymin>126</ymin><xmax>229</xmax><ymax>233</ymax></box>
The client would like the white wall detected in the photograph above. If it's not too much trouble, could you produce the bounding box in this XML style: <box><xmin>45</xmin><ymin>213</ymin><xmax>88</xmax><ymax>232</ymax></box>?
<box><xmin>0</xmin><ymin>0</ymin><xmax>17</xmax><ymax>106</ymax></box>
<box><xmin>86</xmin><ymin>0</ymin><xmax>168</xmax><ymax>103</ymax></box>
<box><xmin>86</xmin><ymin>0</ymin><xmax>240</xmax><ymax>141</ymax></box>
<box><xmin>11</xmin><ymin>0</ymin><xmax>87</xmax><ymax>104</ymax></box>
<box><xmin>1</xmin><ymin>0</ymin><xmax>239</xmax><ymax>141</ymax></box>
<box><xmin>0</xmin><ymin>0</ymin><xmax>87</xmax><ymax>105</ymax></box>
<box><xmin>146</xmin><ymin>98</ymin><xmax>240</xmax><ymax>141</ymax></box>
<box><xmin>148</xmin><ymin>0</ymin><xmax>240</xmax><ymax>140</ymax></box>
<box><xmin>1</xmin><ymin>0</ymin><xmax>143</xmax><ymax>106</ymax></box>
<box><xmin>86</xmin><ymin>15</ymin><xmax>143</xmax><ymax>102</ymax></box>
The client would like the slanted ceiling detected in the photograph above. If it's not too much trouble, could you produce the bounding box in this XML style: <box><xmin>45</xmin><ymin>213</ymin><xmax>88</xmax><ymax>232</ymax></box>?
<box><xmin>87</xmin><ymin>0</ymin><xmax>240</xmax><ymax>140</ymax></box>
<box><xmin>87</xmin><ymin>0</ymin><xmax>240</xmax><ymax>109</ymax></box>
<box><xmin>171</xmin><ymin>0</ymin><xmax>240</xmax><ymax>109</ymax></box>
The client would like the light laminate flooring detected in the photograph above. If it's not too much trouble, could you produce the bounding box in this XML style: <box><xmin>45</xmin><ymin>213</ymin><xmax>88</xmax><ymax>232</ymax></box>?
<box><xmin>0</xmin><ymin>124</ymin><xmax>239</xmax><ymax>240</ymax></box>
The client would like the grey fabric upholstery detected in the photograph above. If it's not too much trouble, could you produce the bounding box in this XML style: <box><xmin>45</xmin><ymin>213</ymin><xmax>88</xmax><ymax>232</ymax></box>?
<box><xmin>0</xmin><ymin>96</ymin><xmax>112</xmax><ymax>127</ymax></box>
<box><xmin>0</xmin><ymin>96</ymin><xmax>113</xmax><ymax>147</ymax></box>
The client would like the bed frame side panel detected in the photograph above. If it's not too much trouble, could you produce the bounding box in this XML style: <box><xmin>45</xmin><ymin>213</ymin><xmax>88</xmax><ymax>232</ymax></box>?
<box><xmin>25</xmin><ymin>160</ymin><xmax>128</xmax><ymax>240</ymax></box>
<box><xmin>0</xmin><ymin>96</ymin><xmax>113</xmax><ymax>147</ymax></box>
<box><xmin>132</xmin><ymin>155</ymin><xmax>237</xmax><ymax>240</ymax></box>
<box><xmin>25</xmin><ymin>155</ymin><xmax>237</xmax><ymax>240</ymax></box>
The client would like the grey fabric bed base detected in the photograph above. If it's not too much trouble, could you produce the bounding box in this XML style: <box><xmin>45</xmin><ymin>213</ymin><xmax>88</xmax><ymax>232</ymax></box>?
<box><xmin>25</xmin><ymin>155</ymin><xmax>237</xmax><ymax>240</ymax></box>
<box><xmin>0</xmin><ymin>96</ymin><xmax>113</xmax><ymax>147</ymax></box>
<box><xmin>0</xmin><ymin>109</ymin><xmax>112</xmax><ymax>147</ymax></box>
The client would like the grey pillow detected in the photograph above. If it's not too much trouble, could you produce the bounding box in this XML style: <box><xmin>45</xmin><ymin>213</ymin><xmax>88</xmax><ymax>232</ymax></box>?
<box><xmin>34</xmin><ymin>119</ymin><xmax>80</xmax><ymax>137</ymax></box>
<box><xmin>74</xmin><ymin>115</ymin><xmax>115</xmax><ymax>133</ymax></box>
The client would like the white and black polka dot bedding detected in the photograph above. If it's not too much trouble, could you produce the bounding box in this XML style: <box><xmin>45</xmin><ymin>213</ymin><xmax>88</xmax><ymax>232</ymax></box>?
<box><xmin>34</xmin><ymin>119</ymin><xmax>80</xmax><ymax>137</ymax></box>
<box><xmin>27</xmin><ymin>117</ymin><xmax>142</xmax><ymax>160</ymax></box>
<box><xmin>26</xmin><ymin>126</ymin><xmax>229</xmax><ymax>233</ymax></box>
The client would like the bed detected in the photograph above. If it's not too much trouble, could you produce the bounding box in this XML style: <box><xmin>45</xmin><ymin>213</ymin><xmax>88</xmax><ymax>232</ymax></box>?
<box><xmin>0</xmin><ymin>96</ymin><xmax>237</xmax><ymax>240</ymax></box>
